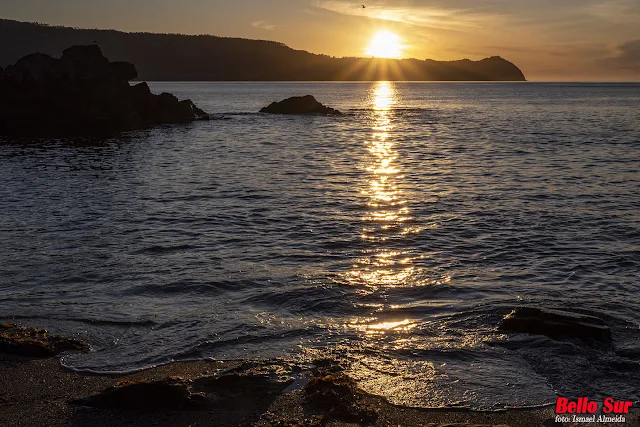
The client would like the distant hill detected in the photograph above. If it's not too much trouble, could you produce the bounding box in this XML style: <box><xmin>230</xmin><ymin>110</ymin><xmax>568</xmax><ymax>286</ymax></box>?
<box><xmin>0</xmin><ymin>19</ymin><xmax>526</xmax><ymax>81</ymax></box>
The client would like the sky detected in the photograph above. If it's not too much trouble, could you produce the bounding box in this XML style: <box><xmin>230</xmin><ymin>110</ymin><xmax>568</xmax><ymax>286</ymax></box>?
<box><xmin>1</xmin><ymin>0</ymin><xmax>639</xmax><ymax>80</ymax></box>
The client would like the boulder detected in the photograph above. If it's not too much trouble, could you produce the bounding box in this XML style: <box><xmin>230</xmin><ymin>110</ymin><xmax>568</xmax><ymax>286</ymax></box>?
<box><xmin>0</xmin><ymin>45</ymin><xmax>209</xmax><ymax>137</ymax></box>
<box><xmin>2</xmin><ymin>53</ymin><xmax>62</xmax><ymax>86</ymax></box>
<box><xmin>61</xmin><ymin>44</ymin><xmax>104</xmax><ymax>60</ymax></box>
<box><xmin>305</xmin><ymin>369</ymin><xmax>377</xmax><ymax>424</ymax></box>
<box><xmin>498</xmin><ymin>307</ymin><xmax>612</xmax><ymax>342</ymax></box>
<box><xmin>260</xmin><ymin>95</ymin><xmax>342</xmax><ymax>115</ymax></box>
<box><xmin>73</xmin><ymin>377</ymin><xmax>208</xmax><ymax>410</ymax></box>
<box><xmin>130</xmin><ymin>81</ymin><xmax>153</xmax><ymax>105</ymax></box>
<box><xmin>75</xmin><ymin>369</ymin><xmax>293</xmax><ymax>411</ymax></box>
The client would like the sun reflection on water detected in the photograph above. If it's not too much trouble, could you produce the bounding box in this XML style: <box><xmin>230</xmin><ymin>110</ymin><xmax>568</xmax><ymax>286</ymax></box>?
<box><xmin>373</xmin><ymin>81</ymin><xmax>394</xmax><ymax>111</ymax></box>
<box><xmin>344</xmin><ymin>82</ymin><xmax>422</xmax><ymax>293</ymax></box>
<box><xmin>348</xmin><ymin>318</ymin><xmax>417</xmax><ymax>335</ymax></box>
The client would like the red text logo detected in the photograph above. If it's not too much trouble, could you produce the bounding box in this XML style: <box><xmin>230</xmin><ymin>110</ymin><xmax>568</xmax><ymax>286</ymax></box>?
<box><xmin>556</xmin><ymin>397</ymin><xmax>633</xmax><ymax>414</ymax></box>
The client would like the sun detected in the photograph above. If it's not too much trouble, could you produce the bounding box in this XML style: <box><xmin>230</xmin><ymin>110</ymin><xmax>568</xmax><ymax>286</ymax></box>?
<box><xmin>366</xmin><ymin>30</ymin><xmax>403</xmax><ymax>58</ymax></box>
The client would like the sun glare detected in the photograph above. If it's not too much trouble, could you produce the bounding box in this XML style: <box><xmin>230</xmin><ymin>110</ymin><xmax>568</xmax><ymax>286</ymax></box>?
<box><xmin>366</xmin><ymin>30</ymin><xmax>403</xmax><ymax>58</ymax></box>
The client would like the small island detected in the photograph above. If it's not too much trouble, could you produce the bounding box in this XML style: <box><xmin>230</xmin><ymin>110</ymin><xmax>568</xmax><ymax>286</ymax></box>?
<box><xmin>260</xmin><ymin>95</ymin><xmax>342</xmax><ymax>115</ymax></box>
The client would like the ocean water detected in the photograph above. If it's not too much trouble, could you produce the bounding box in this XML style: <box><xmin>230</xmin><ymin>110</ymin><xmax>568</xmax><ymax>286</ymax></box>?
<box><xmin>1</xmin><ymin>82</ymin><xmax>639</xmax><ymax>409</ymax></box>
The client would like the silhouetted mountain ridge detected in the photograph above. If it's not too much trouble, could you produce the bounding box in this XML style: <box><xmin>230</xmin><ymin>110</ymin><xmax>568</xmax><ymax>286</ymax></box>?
<box><xmin>0</xmin><ymin>19</ymin><xmax>526</xmax><ymax>81</ymax></box>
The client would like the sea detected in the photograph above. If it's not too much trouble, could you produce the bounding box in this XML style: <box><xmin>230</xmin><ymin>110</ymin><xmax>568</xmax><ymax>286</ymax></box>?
<box><xmin>1</xmin><ymin>82</ymin><xmax>639</xmax><ymax>409</ymax></box>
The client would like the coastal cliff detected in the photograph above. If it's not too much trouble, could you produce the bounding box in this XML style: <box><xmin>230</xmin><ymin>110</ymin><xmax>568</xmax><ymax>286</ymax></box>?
<box><xmin>0</xmin><ymin>19</ymin><xmax>526</xmax><ymax>81</ymax></box>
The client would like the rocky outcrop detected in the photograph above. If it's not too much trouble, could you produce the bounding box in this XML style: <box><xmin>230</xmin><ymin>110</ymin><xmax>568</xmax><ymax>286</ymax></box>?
<box><xmin>498</xmin><ymin>307</ymin><xmax>612</xmax><ymax>342</ymax></box>
<box><xmin>73</xmin><ymin>359</ymin><xmax>378</xmax><ymax>424</ymax></box>
<box><xmin>75</xmin><ymin>365</ymin><xmax>294</xmax><ymax>411</ymax></box>
<box><xmin>0</xmin><ymin>45</ymin><xmax>209</xmax><ymax>137</ymax></box>
<box><xmin>73</xmin><ymin>377</ymin><xmax>209</xmax><ymax>410</ymax></box>
<box><xmin>0</xmin><ymin>323</ymin><xmax>89</xmax><ymax>357</ymax></box>
<box><xmin>305</xmin><ymin>370</ymin><xmax>377</xmax><ymax>424</ymax></box>
<box><xmin>260</xmin><ymin>95</ymin><xmax>342</xmax><ymax>115</ymax></box>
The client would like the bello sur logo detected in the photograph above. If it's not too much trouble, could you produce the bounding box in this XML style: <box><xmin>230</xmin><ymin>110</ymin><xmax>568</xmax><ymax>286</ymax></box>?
<box><xmin>555</xmin><ymin>397</ymin><xmax>633</xmax><ymax>424</ymax></box>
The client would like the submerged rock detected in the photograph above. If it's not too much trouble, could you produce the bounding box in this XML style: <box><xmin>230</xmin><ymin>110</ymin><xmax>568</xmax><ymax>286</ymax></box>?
<box><xmin>260</xmin><ymin>95</ymin><xmax>342</xmax><ymax>115</ymax></box>
<box><xmin>0</xmin><ymin>45</ymin><xmax>209</xmax><ymax>137</ymax></box>
<box><xmin>0</xmin><ymin>323</ymin><xmax>88</xmax><ymax>357</ymax></box>
<box><xmin>498</xmin><ymin>307</ymin><xmax>612</xmax><ymax>342</ymax></box>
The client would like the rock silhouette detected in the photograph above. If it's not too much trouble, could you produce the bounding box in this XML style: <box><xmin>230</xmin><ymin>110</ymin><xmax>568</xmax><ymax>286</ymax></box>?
<box><xmin>73</xmin><ymin>377</ymin><xmax>209</xmax><ymax>410</ymax></box>
<box><xmin>498</xmin><ymin>307</ymin><xmax>612</xmax><ymax>342</ymax></box>
<box><xmin>260</xmin><ymin>95</ymin><xmax>342</xmax><ymax>115</ymax></box>
<box><xmin>0</xmin><ymin>44</ymin><xmax>208</xmax><ymax>137</ymax></box>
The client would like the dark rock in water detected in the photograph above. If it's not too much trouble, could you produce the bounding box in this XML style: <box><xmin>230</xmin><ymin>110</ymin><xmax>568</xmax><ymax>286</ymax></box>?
<box><xmin>498</xmin><ymin>307</ymin><xmax>612</xmax><ymax>342</ymax></box>
<box><xmin>73</xmin><ymin>377</ymin><xmax>208</xmax><ymax>411</ymax></box>
<box><xmin>260</xmin><ymin>95</ymin><xmax>342</xmax><ymax>115</ymax></box>
<box><xmin>0</xmin><ymin>44</ymin><xmax>209</xmax><ymax>137</ymax></box>
<box><xmin>0</xmin><ymin>323</ymin><xmax>88</xmax><ymax>357</ymax></box>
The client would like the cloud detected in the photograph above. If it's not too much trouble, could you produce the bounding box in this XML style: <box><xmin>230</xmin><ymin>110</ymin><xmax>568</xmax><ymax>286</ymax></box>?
<box><xmin>602</xmin><ymin>40</ymin><xmax>640</xmax><ymax>70</ymax></box>
<box><xmin>251</xmin><ymin>20</ymin><xmax>276</xmax><ymax>31</ymax></box>
<box><xmin>313</xmin><ymin>0</ymin><xmax>503</xmax><ymax>31</ymax></box>
<box><xmin>587</xmin><ymin>0</ymin><xmax>640</xmax><ymax>24</ymax></box>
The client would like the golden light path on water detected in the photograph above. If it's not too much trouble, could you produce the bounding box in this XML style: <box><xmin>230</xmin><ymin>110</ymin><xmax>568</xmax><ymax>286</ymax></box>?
<box><xmin>329</xmin><ymin>84</ymin><xmax>465</xmax><ymax>405</ymax></box>
<box><xmin>343</xmin><ymin>81</ymin><xmax>427</xmax><ymax>334</ymax></box>
<box><xmin>333</xmin><ymin>85</ymin><xmax>470</xmax><ymax>407</ymax></box>
<box><xmin>346</xmin><ymin>82</ymin><xmax>421</xmax><ymax>293</ymax></box>
<box><xmin>330</xmin><ymin>84</ymin><xmax>490</xmax><ymax>407</ymax></box>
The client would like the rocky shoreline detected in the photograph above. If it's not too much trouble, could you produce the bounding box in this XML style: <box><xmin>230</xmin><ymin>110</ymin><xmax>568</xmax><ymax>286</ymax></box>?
<box><xmin>2</xmin><ymin>322</ymin><xmax>625</xmax><ymax>427</ymax></box>
<box><xmin>0</xmin><ymin>354</ymin><xmax>564</xmax><ymax>427</ymax></box>
<box><xmin>0</xmin><ymin>45</ymin><xmax>209</xmax><ymax>137</ymax></box>
<box><xmin>1</xmin><ymin>311</ymin><xmax>635</xmax><ymax>426</ymax></box>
